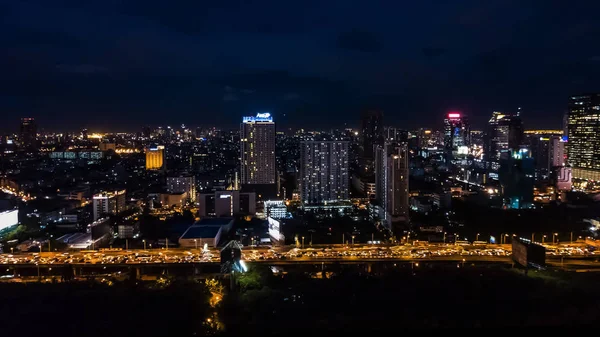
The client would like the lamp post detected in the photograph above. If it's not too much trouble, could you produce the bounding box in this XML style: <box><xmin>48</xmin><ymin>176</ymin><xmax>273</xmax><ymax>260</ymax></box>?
<box><xmin>443</xmin><ymin>232</ymin><xmax>446</xmax><ymax>244</ymax></box>
<box><xmin>505</xmin><ymin>234</ymin><xmax>509</xmax><ymax>244</ymax></box>
<box><xmin>553</xmin><ymin>233</ymin><xmax>558</xmax><ymax>245</ymax></box>
<box><xmin>143</xmin><ymin>239</ymin><xmax>147</xmax><ymax>250</ymax></box>
<box><xmin>476</xmin><ymin>233</ymin><xmax>480</xmax><ymax>242</ymax></box>
<box><xmin>532</xmin><ymin>233</ymin><xmax>535</xmax><ymax>242</ymax></box>
<box><xmin>542</xmin><ymin>235</ymin><xmax>547</xmax><ymax>244</ymax></box>
<box><xmin>302</xmin><ymin>236</ymin><xmax>305</xmax><ymax>249</ymax></box>
<box><xmin>500</xmin><ymin>233</ymin><xmax>504</xmax><ymax>244</ymax></box>
<box><xmin>194</xmin><ymin>239</ymin><xmax>198</xmax><ymax>250</ymax></box>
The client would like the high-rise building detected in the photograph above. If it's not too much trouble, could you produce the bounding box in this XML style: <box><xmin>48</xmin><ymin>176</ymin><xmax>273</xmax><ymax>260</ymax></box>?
<box><xmin>499</xmin><ymin>148</ymin><xmax>534</xmax><ymax>209</ymax></box>
<box><xmin>567</xmin><ymin>93</ymin><xmax>600</xmax><ymax>180</ymax></box>
<box><xmin>549</xmin><ymin>135</ymin><xmax>565</xmax><ymax>169</ymax></box>
<box><xmin>167</xmin><ymin>175</ymin><xmax>196</xmax><ymax>202</ymax></box>
<box><xmin>240</xmin><ymin>113</ymin><xmax>276</xmax><ymax>195</ymax></box>
<box><xmin>19</xmin><ymin>118</ymin><xmax>37</xmax><ymax>152</ymax></box>
<box><xmin>375</xmin><ymin>142</ymin><xmax>409</xmax><ymax>227</ymax></box>
<box><xmin>300</xmin><ymin>139</ymin><xmax>349</xmax><ymax>204</ymax></box>
<box><xmin>145</xmin><ymin>145</ymin><xmax>165</xmax><ymax>170</ymax></box>
<box><xmin>443</xmin><ymin>112</ymin><xmax>470</xmax><ymax>160</ymax></box>
<box><xmin>92</xmin><ymin>189</ymin><xmax>126</xmax><ymax>221</ymax></box>
<box><xmin>361</xmin><ymin>110</ymin><xmax>384</xmax><ymax>159</ymax></box>
<box><xmin>485</xmin><ymin>111</ymin><xmax>524</xmax><ymax>164</ymax></box>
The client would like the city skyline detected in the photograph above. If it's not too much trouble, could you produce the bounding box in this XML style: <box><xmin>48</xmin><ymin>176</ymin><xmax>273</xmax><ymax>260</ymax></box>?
<box><xmin>4</xmin><ymin>1</ymin><xmax>600</xmax><ymax>131</ymax></box>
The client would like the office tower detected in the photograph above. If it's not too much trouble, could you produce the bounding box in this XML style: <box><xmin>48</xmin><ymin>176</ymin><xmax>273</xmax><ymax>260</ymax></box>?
<box><xmin>167</xmin><ymin>175</ymin><xmax>196</xmax><ymax>202</ymax></box>
<box><xmin>375</xmin><ymin>142</ymin><xmax>409</xmax><ymax>227</ymax></box>
<box><xmin>300</xmin><ymin>138</ymin><xmax>349</xmax><ymax>204</ymax></box>
<box><xmin>92</xmin><ymin>189</ymin><xmax>126</xmax><ymax>220</ymax></box>
<box><xmin>19</xmin><ymin>117</ymin><xmax>37</xmax><ymax>152</ymax></box>
<box><xmin>549</xmin><ymin>135</ymin><xmax>565</xmax><ymax>169</ymax></box>
<box><xmin>361</xmin><ymin>110</ymin><xmax>384</xmax><ymax>159</ymax></box>
<box><xmin>240</xmin><ymin>113</ymin><xmax>276</xmax><ymax>197</ymax></box>
<box><xmin>568</xmin><ymin>93</ymin><xmax>600</xmax><ymax>180</ymax></box>
<box><xmin>499</xmin><ymin>148</ymin><xmax>534</xmax><ymax>209</ymax></box>
<box><xmin>145</xmin><ymin>145</ymin><xmax>165</xmax><ymax>170</ymax></box>
<box><xmin>485</xmin><ymin>111</ymin><xmax>524</xmax><ymax>164</ymax></box>
<box><xmin>443</xmin><ymin>112</ymin><xmax>471</xmax><ymax>160</ymax></box>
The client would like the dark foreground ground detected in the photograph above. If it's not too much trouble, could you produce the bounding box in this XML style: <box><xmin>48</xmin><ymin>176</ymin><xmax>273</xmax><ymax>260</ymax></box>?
<box><xmin>2</xmin><ymin>264</ymin><xmax>600</xmax><ymax>336</ymax></box>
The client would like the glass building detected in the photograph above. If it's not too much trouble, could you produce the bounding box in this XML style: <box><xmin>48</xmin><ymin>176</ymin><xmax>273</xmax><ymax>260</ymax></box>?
<box><xmin>567</xmin><ymin>93</ymin><xmax>600</xmax><ymax>180</ymax></box>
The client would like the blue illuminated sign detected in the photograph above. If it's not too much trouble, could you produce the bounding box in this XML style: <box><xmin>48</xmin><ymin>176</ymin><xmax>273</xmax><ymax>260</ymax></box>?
<box><xmin>243</xmin><ymin>112</ymin><xmax>273</xmax><ymax>123</ymax></box>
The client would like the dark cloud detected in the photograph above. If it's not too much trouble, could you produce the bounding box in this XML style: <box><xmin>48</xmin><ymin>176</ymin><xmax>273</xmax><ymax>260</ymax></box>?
<box><xmin>2</xmin><ymin>0</ymin><xmax>600</xmax><ymax>131</ymax></box>
<box><xmin>336</xmin><ymin>30</ymin><xmax>383</xmax><ymax>53</ymax></box>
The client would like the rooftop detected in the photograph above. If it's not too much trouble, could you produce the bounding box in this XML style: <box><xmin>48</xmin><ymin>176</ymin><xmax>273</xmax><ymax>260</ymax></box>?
<box><xmin>196</xmin><ymin>218</ymin><xmax>234</xmax><ymax>226</ymax></box>
<box><xmin>180</xmin><ymin>225</ymin><xmax>221</xmax><ymax>239</ymax></box>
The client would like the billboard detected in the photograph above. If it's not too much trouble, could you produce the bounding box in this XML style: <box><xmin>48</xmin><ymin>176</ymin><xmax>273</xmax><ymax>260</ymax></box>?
<box><xmin>268</xmin><ymin>217</ymin><xmax>285</xmax><ymax>244</ymax></box>
<box><xmin>0</xmin><ymin>209</ymin><xmax>18</xmax><ymax>230</ymax></box>
<box><xmin>556</xmin><ymin>167</ymin><xmax>572</xmax><ymax>191</ymax></box>
<box><xmin>512</xmin><ymin>238</ymin><xmax>545</xmax><ymax>268</ymax></box>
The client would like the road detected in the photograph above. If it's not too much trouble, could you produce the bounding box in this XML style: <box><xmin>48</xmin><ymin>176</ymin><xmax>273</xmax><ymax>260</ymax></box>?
<box><xmin>0</xmin><ymin>241</ymin><xmax>595</xmax><ymax>267</ymax></box>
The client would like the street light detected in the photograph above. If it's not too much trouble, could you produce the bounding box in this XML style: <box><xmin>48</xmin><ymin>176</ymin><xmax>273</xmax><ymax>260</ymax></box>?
<box><xmin>194</xmin><ymin>239</ymin><xmax>198</xmax><ymax>250</ymax></box>
<box><xmin>351</xmin><ymin>235</ymin><xmax>355</xmax><ymax>246</ymax></box>
<box><xmin>476</xmin><ymin>233</ymin><xmax>480</xmax><ymax>241</ymax></box>
<box><xmin>553</xmin><ymin>233</ymin><xmax>558</xmax><ymax>244</ymax></box>
<box><xmin>143</xmin><ymin>239</ymin><xmax>147</xmax><ymax>250</ymax></box>
<box><xmin>443</xmin><ymin>232</ymin><xmax>447</xmax><ymax>244</ymax></box>
<box><xmin>302</xmin><ymin>236</ymin><xmax>305</xmax><ymax>249</ymax></box>
<box><xmin>542</xmin><ymin>235</ymin><xmax>547</xmax><ymax>244</ymax></box>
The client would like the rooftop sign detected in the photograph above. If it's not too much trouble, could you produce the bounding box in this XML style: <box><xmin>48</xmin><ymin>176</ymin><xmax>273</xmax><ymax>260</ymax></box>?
<box><xmin>243</xmin><ymin>112</ymin><xmax>273</xmax><ymax>123</ymax></box>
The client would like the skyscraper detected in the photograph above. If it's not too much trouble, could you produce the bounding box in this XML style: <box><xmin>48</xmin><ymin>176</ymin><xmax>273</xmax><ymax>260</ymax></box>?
<box><xmin>375</xmin><ymin>142</ymin><xmax>409</xmax><ymax>228</ymax></box>
<box><xmin>145</xmin><ymin>145</ymin><xmax>165</xmax><ymax>170</ymax></box>
<box><xmin>567</xmin><ymin>93</ymin><xmax>600</xmax><ymax>180</ymax></box>
<box><xmin>443</xmin><ymin>112</ymin><xmax>470</xmax><ymax>160</ymax></box>
<box><xmin>300</xmin><ymin>138</ymin><xmax>349</xmax><ymax>204</ymax></box>
<box><xmin>19</xmin><ymin>118</ymin><xmax>37</xmax><ymax>152</ymax></box>
<box><xmin>549</xmin><ymin>135</ymin><xmax>565</xmax><ymax>169</ymax></box>
<box><xmin>485</xmin><ymin>111</ymin><xmax>524</xmax><ymax>164</ymax></box>
<box><xmin>499</xmin><ymin>148</ymin><xmax>534</xmax><ymax>209</ymax></box>
<box><xmin>240</xmin><ymin>113</ymin><xmax>276</xmax><ymax>197</ymax></box>
<box><xmin>361</xmin><ymin>110</ymin><xmax>384</xmax><ymax>159</ymax></box>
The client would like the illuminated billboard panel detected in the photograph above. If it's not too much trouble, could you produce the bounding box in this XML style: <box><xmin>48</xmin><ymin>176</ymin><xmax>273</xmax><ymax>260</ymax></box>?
<box><xmin>0</xmin><ymin>209</ymin><xmax>18</xmax><ymax>231</ymax></box>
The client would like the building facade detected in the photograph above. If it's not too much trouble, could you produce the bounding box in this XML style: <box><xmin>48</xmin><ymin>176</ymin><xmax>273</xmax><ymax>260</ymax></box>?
<box><xmin>567</xmin><ymin>93</ymin><xmax>600</xmax><ymax>180</ymax></box>
<box><xmin>92</xmin><ymin>189</ymin><xmax>126</xmax><ymax>220</ymax></box>
<box><xmin>300</xmin><ymin>139</ymin><xmax>349</xmax><ymax>204</ymax></box>
<box><xmin>375</xmin><ymin>142</ymin><xmax>409</xmax><ymax>227</ymax></box>
<box><xmin>198</xmin><ymin>191</ymin><xmax>256</xmax><ymax>217</ymax></box>
<box><xmin>240</xmin><ymin>113</ymin><xmax>276</xmax><ymax>197</ymax></box>
<box><xmin>166</xmin><ymin>175</ymin><xmax>196</xmax><ymax>202</ymax></box>
<box><xmin>499</xmin><ymin>148</ymin><xmax>534</xmax><ymax>209</ymax></box>
<box><xmin>485</xmin><ymin>111</ymin><xmax>524</xmax><ymax>163</ymax></box>
<box><xmin>145</xmin><ymin>145</ymin><xmax>165</xmax><ymax>170</ymax></box>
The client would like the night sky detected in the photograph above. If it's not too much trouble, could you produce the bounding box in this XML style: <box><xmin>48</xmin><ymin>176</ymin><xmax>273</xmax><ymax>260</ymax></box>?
<box><xmin>3</xmin><ymin>0</ymin><xmax>600</xmax><ymax>132</ymax></box>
